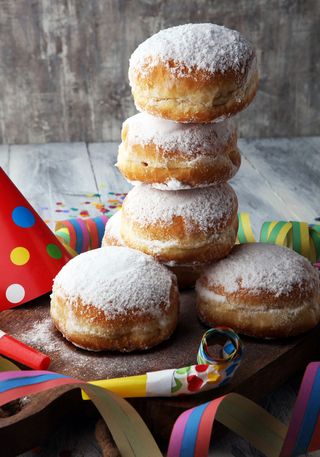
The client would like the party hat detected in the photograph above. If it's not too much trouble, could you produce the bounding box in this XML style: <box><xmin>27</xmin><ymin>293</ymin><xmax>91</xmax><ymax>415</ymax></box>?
<box><xmin>0</xmin><ymin>168</ymin><xmax>72</xmax><ymax>311</ymax></box>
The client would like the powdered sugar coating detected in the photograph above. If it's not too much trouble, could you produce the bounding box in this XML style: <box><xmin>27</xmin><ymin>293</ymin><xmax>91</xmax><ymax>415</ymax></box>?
<box><xmin>129</xmin><ymin>23</ymin><xmax>254</xmax><ymax>80</ymax></box>
<box><xmin>123</xmin><ymin>184</ymin><xmax>237</xmax><ymax>233</ymax></box>
<box><xmin>201</xmin><ymin>243</ymin><xmax>320</xmax><ymax>297</ymax></box>
<box><xmin>104</xmin><ymin>210</ymin><xmax>123</xmax><ymax>244</ymax></box>
<box><xmin>152</xmin><ymin>179</ymin><xmax>208</xmax><ymax>190</ymax></box>
<box><xmin>123</xmin><ymin>112</ymin><xmax>236</xmax><ymax>158</ymax></box>
<box><xmin>52</xmin><ymin>246</ymin><xmax>175</xmax><ymax>317</ymax></box>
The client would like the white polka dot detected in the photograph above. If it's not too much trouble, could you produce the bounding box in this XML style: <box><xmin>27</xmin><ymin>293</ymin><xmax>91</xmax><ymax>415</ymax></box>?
<box><xmin>6</xmin><ymin>284</ymin><xmax>25</xmax><ymax>304</ymax></box>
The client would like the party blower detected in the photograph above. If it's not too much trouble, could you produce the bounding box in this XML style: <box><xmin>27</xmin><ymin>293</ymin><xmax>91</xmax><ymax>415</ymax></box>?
<box><xmin>0</xmin><ymin>330</ymin><xmax>50</xmax><ymax>370</ymax></box>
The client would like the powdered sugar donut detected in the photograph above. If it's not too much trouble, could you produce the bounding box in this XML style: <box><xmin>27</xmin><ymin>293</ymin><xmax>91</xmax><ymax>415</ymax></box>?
<box><xmin>102</xmin><ymin>211</ymin><xmax>205</xmax><ymax>289</ymax></box>
<box><xmin>50</xmin><ymin>246</ymin><xmax>179</xmax><ymax>351</ymax></box>
<box><xmin>102</xmin><ymin>211</ymin><xmax>124</xmax><ymax>247</ymax></box>
<box><xmin>129</xmin><ymin>23</ymin><xmax>259</xmax><ymax>123</ymax></box>
<box><xmin>121</xmin><ymin>184</ymin><xmax>238</xmax><ymax>264</ymax></box>
<box><xmin>117</xmin><ymin>113</ymin><xmax>240</xmax><ymax>189</ymax></box>
<box><xmin>196</xmin><ymin>243</ymin><xmax>320</xmax><ymax>338</ymax></box>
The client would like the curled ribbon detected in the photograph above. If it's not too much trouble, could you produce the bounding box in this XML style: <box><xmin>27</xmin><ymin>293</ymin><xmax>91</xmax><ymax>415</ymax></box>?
<box><xmin>167</xmin><ymin>362</ymin><xmax>320</xmax><ymax>457</ymax></box>
<box><xmin>55</xmin><ymin>215</ymin><xmax>109</xmax><ymax>256</ymax></box>
<box><xmin>237</xmin><ymin>212</ymin><xmax>320</xmax><ymax>263</ymax></box>
<box><xmin>2</xmin><ymin>361</ymin><xmax>319</xmax><ymax>456</ymax></box>
<box><xmin>0</xmin><ymin>367</ymin><xmax>162</xmax><ymax>457</ymax></box>
<box><xmin>55</xmin><ymin>212</ymin><xmax>320</xmax><ymax>263</ymax></box>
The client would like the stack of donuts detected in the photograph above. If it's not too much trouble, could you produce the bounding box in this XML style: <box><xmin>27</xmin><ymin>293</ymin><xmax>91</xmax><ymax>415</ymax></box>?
<box><xmin>103</xmin><ymin>23</ymin><xmax>259</xmax><ymax>288</ymax></box>
<box><xmin>51</xmin><ymin>24</ymin><xmax>320</xmax><ymax>352</ymax></box>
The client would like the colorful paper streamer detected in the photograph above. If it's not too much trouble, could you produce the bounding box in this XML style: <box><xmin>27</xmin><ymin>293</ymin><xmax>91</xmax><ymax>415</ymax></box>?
<box><xmin>237</xmin><ymin>212</ymin><xmax>320</xmax><ymax>262</ymax></box>
<box><xmin>0</xmin><ymin>369</ymin><xmax>162</xmax><ymax>457</ymax></box>
<box><xmin>1</xmin><ymin>362</ymin><xmax>319</xmax><ymax>456</ymax></box>
<box><xmin>167</xmin><ymin>362</ymin><xmax>320</xmax><ymax>457</ymax></box>
<box><xmin>55</xmin><ymin>215</ymin><xmax>109</xmax><ymax>255</ymax></box>
<box><xmin>0</xmin><ymin>355</ymin><xmax>20</xmax><ymax>371</ymax></box>
<box><xmin>82</xmin><ymin>327</ymin><xmax>242</xmax><ymax>399</ymax></box>
<box><xmin>55</xmin><ymin>211</ymin><xmax>320</xmax><ymax>263</ymax></box>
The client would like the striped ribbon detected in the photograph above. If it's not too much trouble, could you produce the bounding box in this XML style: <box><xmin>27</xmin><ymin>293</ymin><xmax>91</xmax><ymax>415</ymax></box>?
<box><xmin>168</xmin><ymin>362</ymin><xmax>320</xmax><ymax>457</ymax></box>
<box><xmin>237</xmin><ymin>213</ymin><xmax>320</xmax><ymax>262</ymax></box>
<box><xmin>280</xmin><ymin>362</ymin><xmax>320</xmax><ymax>456</ymax></box>
<box><xmin>1</xmin><ymin>362</ymin><xmax>319</xmax><ymax>456</ymax></box>
<box><xmin>0</xmin><ymin>369</ymin><xmax>162</xmax><ymax>457</ymax></box>
<box><xmin>55</xmin><ymin>213</ymin><xmax>320</xmax><ymax>263</ymax></box>
<box><xmin>55</xmin><ymin>215</ymin><xmax>109</xmax><ymax>256</ymax></box>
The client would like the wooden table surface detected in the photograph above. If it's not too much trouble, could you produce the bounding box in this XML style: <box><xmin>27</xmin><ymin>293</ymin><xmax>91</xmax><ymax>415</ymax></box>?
<box><xmin>0</xmin><ymin>137</ymin><xmax>319</xmax><ymax>457</ymax></box>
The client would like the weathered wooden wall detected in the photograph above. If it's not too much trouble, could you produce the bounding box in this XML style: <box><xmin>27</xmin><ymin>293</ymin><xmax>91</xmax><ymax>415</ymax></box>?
<box><xmin>0</xmin><ymin>0</ymin><xmax>319</xmax><ymax>144</ymax></box>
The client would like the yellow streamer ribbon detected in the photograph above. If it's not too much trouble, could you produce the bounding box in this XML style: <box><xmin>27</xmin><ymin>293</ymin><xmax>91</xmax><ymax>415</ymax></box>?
<box><xmin>237</xmin><ymin>213</ymin><xmax>320</xmax><ymax>263</ymax></box>
<box><xmin>0</xmin><ymin>355</ymin><xmax>20</xmax><ymax>371</ymax></box>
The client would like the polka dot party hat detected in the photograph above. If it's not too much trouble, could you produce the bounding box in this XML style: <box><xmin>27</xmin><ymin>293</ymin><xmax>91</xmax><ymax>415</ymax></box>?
<box><xmin>0</xmin><ymin>168</ymin><xmax>72</xmax><ymax>311</ymax></box>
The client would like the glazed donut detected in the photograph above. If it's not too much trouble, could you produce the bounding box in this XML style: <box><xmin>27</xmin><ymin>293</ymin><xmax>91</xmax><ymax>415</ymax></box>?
<box><xmin>50</xmin><ymin>246</ymin><xmax>179</xmax><ymax>352</ymax></box>
<box><xmin>120</xmin><ymin>184</ymin><xmax>238</xmax><ymax>264</ymax></box>
<box><xmin>102</xmin><ymin>211</ymin><xmax>205</xmax><ymax>289</ymax></box>
<box><xmin>129</xmin><ymin>23</ymin><xmax>259</xmax><ymax>123</ymax></box>
<box><xmin>117</xmin><ymin>113</ymin><xmax>240</xmax><ymax>189</ymax></box>
<box><xmin>196</xmin><ymin>243</ymin><xmax>320</xmax><ymax>338</ymax></box>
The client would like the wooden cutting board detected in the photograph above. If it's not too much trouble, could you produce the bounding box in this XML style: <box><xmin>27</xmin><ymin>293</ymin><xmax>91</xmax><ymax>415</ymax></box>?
<box><xmin>1</xmin><ymin>290</ymin><xmax>320</xmax><ymax>456</ymax></box>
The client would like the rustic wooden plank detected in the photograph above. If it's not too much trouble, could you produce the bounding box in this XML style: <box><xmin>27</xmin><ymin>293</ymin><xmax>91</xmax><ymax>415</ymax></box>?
<box><xmin>9</xmin><ymin>142</ymin><xmax>97</xmax><ymax>196</ymax></box>
<box><xmin>0</xmin><ymin>1</ymin><xmax>319</xmax><ymax>144</ymax></box>
<box><xmin>88</xmin><ymin>142</ymin><xmax>132</xmax><ymax>197</ymax></box>
<box><xmin>240</xmin><ymin>138</ymin><xmax>319</xmax><ymax>223</ymax></box>
<box><xmin>7</xmin><ymin>137</ymin><xmax>317</xmax><ymax>234</ymax></box>
<box><xmin>305</xmin><ymin>136</ymin><xmax>320</xmax><ymax>154</ymax></box>
<box><xmin>0</xmin><ymin>145</ymin><xmax>9</xmax><ymax>171</ymax></box>
<box><xmin>9</xmin><ymin>143</ymin><xmax>98</xmax><ymax>228</ymax></box>
<box><xmin>231</xmin><ymin>153</ymin><xmax>297</xmax><ymax>236</ymax></box>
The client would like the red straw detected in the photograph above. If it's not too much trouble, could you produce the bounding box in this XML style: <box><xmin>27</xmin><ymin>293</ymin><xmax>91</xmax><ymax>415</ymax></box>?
<box><xmin>0</xmin><ymin>330</ymin><xmax>50</xmax><ymax>370</ymax></box>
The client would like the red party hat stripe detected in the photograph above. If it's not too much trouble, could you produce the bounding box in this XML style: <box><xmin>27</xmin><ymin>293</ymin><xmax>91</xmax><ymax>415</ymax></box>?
<box><xmin>0</xmin><ymin>168</ymin><xmax>72</xmax><ymax>311</ymax></box>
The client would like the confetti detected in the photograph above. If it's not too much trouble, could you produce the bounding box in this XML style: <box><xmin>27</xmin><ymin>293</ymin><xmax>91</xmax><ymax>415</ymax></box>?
<box><xmin>38</xmin><ymin>191</ymin><xmax>128</xmax><ymax>224</ymax></box>
<box><xmin>85</xmin><ymin>193</ymin><xmax>101</xmax><ymax>198</ymax></box>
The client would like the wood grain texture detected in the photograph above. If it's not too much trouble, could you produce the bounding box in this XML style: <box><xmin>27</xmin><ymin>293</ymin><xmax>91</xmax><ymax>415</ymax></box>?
<box><xmin>88</xmin><ymin>142</ymin><xmax>132</xmax><ymax>196</ymax></box>
<box><xmin>231</xmin><ymin>153</ymin><xmax>297</xmax><ymax>236</ymax></box>
<box><xmin>8</xmin><ymin>142</ymin><xmax>98</xmax><ymax>227</ymax></box>
<box><xmin>240</xmin><ymin>137</ymin><xmax>320</xmax><ymax>223</ymax></box>
<box><xmin>0</xmin><ymin>0</ymin><xmax>319</xmax><ymax>144</ymax></box>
